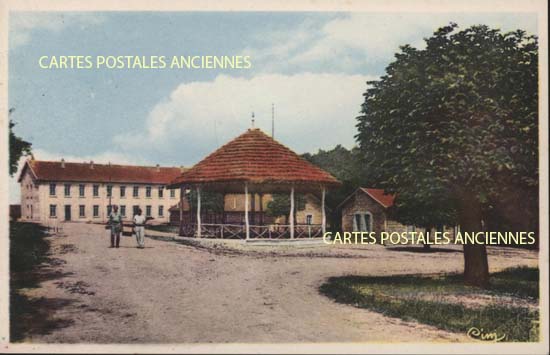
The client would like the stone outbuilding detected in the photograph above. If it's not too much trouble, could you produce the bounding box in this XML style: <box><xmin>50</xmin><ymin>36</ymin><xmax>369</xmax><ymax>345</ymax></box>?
<box><xmin>338</xmin><ymin>187</ymin><xmax>457</xmax><ymax>239</ymax></box>
<box><xmin>338</xmin><ymin>187</ymin><xmax>410</xmax><ymax>234</ymax></box>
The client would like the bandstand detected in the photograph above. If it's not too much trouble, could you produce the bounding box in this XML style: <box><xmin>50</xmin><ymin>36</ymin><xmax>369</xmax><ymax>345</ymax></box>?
<box><xmin>168</xmin><ymin>128</ymin><xmax>341</xmax><ymax>239</ymax></box>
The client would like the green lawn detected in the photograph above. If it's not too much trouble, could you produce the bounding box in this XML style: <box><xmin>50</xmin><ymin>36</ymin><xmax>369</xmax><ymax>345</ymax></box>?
<box><xmin>320</xmin><ymin>267</ymin><xmax>539</xmax><ymax>342</ymax></box>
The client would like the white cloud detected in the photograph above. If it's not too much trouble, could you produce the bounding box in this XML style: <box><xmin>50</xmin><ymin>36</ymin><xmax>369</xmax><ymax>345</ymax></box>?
<box><xmin>9</xmin><ymin>12</ymin><xmax>105</xmax><ymax>48</ymax></box>
<box><xmin>8</xmin><ymin>148</ymin><xmax>145</xmax><ymax>204</ymax></box>
<box><xmin>241</xmin><ymin>19</ymin><xmax>322</xmax><ymax>72</ymax></box>
<box><xmin>114</xmin><ymin>73</ymin><xmax>374</xmax><ymax>164</ymax></box>
<box><xmin>246</xmin><ymin>13</ymin><xmax>538</xmax><ymax>73</ymax></box>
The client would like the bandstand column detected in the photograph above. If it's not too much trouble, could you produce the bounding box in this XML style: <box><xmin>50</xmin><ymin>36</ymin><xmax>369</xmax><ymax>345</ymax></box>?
<box><xmin>259</xmin><ymin>193</ymin><xmax>264</xmax><ymax>225</ymax></box>
<box><xmin>196</xmin><ymin>186</ymin><xmax>201</xmax><ymax>238</ymax></box>
<box><xmin>179</xmin><ymin>186</ymin><xmax>184</xmax><ymax>235</ymax></box>
<box><xmin>290</xmin><ymin>186</ymin><xmax>295</xmax><ymax>239</ymax></box>
<box><xmin>321</xmin><ymin>187</ymin><xmax>326</xmax><ymax>235</ymax></box>
<box><xmin>245</xmin><ymin>182</ymin><xmax>250</xmax><ymax>240</ymax></box>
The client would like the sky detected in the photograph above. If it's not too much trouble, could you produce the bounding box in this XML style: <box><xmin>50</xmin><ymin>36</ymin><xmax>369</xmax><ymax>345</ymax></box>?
<box><xmin>8</xmin><ymin>11</ymin><xmax>537</xmax><ymax>203</ymax></box>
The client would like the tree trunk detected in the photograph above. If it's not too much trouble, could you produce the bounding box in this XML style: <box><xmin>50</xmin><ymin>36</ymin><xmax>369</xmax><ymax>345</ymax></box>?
<box><xmin>423</xmin><ymin>225</ymin><xmax>432</xmax><ymax>251</ymax></box>
<box><xmin>459</xmin><ymin>194</ymin><xmax>489</xmax><ymax>287</ymax></box>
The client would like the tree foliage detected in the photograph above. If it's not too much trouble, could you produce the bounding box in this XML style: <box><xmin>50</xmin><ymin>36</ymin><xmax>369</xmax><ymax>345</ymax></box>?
<box><xmin>356</xmin><ymin>24</ymin><xmax>538</xmax><ymax>286</ymax></box>
<box><xmin>9</xmin><ymin>109</ymin><xmax>32</xmax><ymax>177</ymax></box>
<box><xmin>266</xmin><ymin>193</ymin><xmax>306</xmax><ymax>222</ymax></box>
<box><xmin>186</xmin><ymin>190</ymin><xmax>224</xmax><ymax>213</ymax></box>
<box><xmin>302</xmin><ymin>145</ymin><xmax>366</xmax><ymax>230</ymax></box>
<box><xmin>302</xmin><ymin>145</ymin><xmax>364</xmax><ymax>207</ymax></box>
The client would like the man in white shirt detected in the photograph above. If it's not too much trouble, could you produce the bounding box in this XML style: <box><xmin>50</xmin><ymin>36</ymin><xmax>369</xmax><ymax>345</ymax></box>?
<box><xmin>133</xmin><ymin>208</ymin><xmax>147</xmax><ymax>249</ymax></box>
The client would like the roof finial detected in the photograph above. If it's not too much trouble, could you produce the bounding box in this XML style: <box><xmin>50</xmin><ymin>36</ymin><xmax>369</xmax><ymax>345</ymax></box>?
<box><xmin>251</xmin><ymin>112</ymin><xmax>255</xmax><ymax>129</ymax></box>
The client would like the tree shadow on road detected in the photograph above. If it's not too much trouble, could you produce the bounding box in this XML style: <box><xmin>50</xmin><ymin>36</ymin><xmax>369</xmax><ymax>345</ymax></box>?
<box><xmin>10</xmin><ymin>222</ymin><xmax>76</xmax><ymax>342</ymax></box>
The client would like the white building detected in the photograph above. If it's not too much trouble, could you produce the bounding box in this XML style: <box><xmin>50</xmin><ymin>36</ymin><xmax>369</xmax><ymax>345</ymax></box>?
<box><xmin>18</xmin><ymin>159</ymin><xmax>184</xmax><ymax>224</ymax></box>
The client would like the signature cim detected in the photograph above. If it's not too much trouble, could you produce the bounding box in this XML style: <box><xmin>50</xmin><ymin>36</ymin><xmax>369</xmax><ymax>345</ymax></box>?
<box><xmin>467</xmin><ymin>327</ymin><xmax>506</xmax><ymax>342</ymax></box>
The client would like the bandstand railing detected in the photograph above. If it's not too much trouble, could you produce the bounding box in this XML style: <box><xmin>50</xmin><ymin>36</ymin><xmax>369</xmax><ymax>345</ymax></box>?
<box><xmin>179</xmin><ymin>223</ymin><xmax>323</xmax><ymax>239</ymax></box>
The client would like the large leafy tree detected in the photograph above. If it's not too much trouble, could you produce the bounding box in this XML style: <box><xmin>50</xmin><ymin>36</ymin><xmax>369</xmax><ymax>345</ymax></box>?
<box><xmin>356</xmin><ymin>24</ymin><xmax>538</xmax><ymax>287</ymax></box>
<box><xmin>9</xmin><ymin>109</ymin><xmax>32</xmax><ymax>177</ymax></box>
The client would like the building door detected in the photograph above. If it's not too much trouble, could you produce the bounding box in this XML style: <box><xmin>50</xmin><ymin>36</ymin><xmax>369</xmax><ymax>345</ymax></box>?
<box><xmin>64</xmin><ymin>205</ymin><xmax>71</xmax><ymax>221</ymax></box>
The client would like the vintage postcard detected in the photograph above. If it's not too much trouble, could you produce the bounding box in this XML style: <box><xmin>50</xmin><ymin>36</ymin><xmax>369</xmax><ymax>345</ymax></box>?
<box><xmin>0</xmin><ymin>0</ymin><xmax>548</xmax><ymax>354</ymax></box>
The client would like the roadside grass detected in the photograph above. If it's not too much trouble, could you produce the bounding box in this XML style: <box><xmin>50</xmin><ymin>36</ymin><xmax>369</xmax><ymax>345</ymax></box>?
<box><xmin>10</xmin><ymin>222</ymin><xmax>53</xmax><ymax>341</ymax></box>
<box><xmin>320</xmin><ymin>267</ymin><xmax>539</xmax><ymax>342</ymax></box>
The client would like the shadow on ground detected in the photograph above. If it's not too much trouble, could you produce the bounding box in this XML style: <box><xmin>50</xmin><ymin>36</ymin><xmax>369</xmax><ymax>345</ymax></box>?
<box><xmin>386</xmin><ymin>246</ymin><xmax>462</xmax><ymax>253</ymax></box>
<box><xmin>10</xmin><ymin>222</ymin><xmax>76</xmax><ymax>342</ymax></box>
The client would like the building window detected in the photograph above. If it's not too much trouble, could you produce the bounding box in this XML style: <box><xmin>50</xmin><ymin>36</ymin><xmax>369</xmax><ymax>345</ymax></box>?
<box><xmin>120</xmin><ymin>205</ymin><xmax>126</xmax><ymax>217</ymax></box>
<box><xmin>93</xmin><ymin>205</ymin><xmax>99</xmax><ymax>218</ymax></box>
<box><xmin>170</xmin><ymin>189</ymin><xmax>176</xmax><ymax>198</ymax></box>
<box><xmin>146</xmin><ymin>205</ymin><xmax>152</xmax><ymax>217</ymax></box>
<box><xmin>306</xmin><ymin>214</ymin><xmax>313</xmax><ymax>225</ymax></box>
<box><xmin>133</xmin><ymin>205</ymin><xmax>140</xmax><ymax>216</ymax></box>
<box><xmin>158</xmin><ymin>186</ymin><xmax>164</xmax><ymax>198</ymax></box>
<box><xmin>364</xmin><ymin>214</ymin><xmax>372</xmax><ymax>232</ymax></box>
<box><xmin>353</xmin><ymin>212</ymin><xmax>372</xmax><ymax>232</ymax></box>
<box><xmin>79</xmin><ymin>205</ymin><xmax>85</xmax><ymax>218</ymax></box>
<box><xmin>49</xmin><ymin>183</ymin><xmax>56</xmax><ymax>196</ymax></box>
<box><xmin>133</xmin><ymin>186</ymin><xmax>139</xmax><ymax>197</ymax></box>
<box><xmin>107</xmin><ymin>185</ymin><xmax>113</xmax><ymax>197</ymax></box>
<box><xmin>64</xmin><ymin>184</ymin><xmax>71</xmax><ymax>197</ymax></box>
<box><xmin>120</xmin><ymin>186</ymin><xmax>126</xmax><ymax>198</ymax></box>
<box><xmin>158</xmin><ymin>205</ymin><xmax>164</xmax><ymax>217</ymax></box>
<box><xmin>145</xmin><ymin>186</ymin><xmax>152</xmax><ymax>198</ymax></box>
<box><xmin>93</xmin><ymin>184</ymin><xmax>99</xmax><ymax>197</ymax></box>
<box><xmin>49</xmin><ymin>204</ymin><xmax>57</xmax><ymax>218</ymax></box>
<box><xmin>79</xmin><ymin>184</ymin><xmax>85</xmax><ymax>197</ymax></box>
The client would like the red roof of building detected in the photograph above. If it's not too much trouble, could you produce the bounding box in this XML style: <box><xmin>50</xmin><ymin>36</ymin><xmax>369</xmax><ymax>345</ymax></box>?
<box><xmin>20</xmin><ymin>159</ymin><xmax>184</xmax><ymax>185</ymax></box>
<box><xmin>360</xmin><ymin>188</ymin><xmax>396</xmax><ymax>208</ymax></box>
<box><xmin>170</xmin><ymin>129</ymin><xmax>340</xmax><ymax>187</ymax></box>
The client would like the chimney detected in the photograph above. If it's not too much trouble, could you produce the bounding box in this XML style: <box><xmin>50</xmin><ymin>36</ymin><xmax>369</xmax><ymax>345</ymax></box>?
<box><xmin>61</xmin><ymin>158</ymin><xmax>65</xmax><ymax>168</ymax></box>
<box><xmin>90</xmin><ymin>160</ymin><xmax>94</xmax><ymax>169</ymax></box>
<box><xmin>156</xmin><ymin>164</ymin><xmax>160</xmax><ymax>172</ymax></box>
<box><xmin>180</xmin><ymin>165</ymin><xmax>186</xmax><ymax>173</ymax></box>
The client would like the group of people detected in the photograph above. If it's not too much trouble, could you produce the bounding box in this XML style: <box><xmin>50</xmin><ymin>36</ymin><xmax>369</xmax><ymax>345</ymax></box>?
<box><xmin>107</xmin><ymin>205</ymin><xmax>147</xmax><ymax>249</ymax></box>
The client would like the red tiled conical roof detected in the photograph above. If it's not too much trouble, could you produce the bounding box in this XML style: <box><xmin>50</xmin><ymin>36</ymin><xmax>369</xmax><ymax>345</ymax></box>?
<box><xmin>170</xmin><ymin>129</ymin><xmax>340</xmax><ymax>188</ymax></box>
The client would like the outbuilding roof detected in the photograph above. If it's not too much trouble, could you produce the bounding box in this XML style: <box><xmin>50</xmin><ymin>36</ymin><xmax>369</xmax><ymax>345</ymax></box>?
<box><xmin>337</xmin><ymin>187</ymin><xmax>396</xmax><ymax>210</ymax></box>
<box><xmin>169</xmin><ymin>128</ymin><xmax>340</xmax><ymax>189</ymax></box>
<box><xmin>360</xmin><ymin>188</ymin><xmax>396</xmax><ymax>208</ymax></box>
<box><xmin>19</xmin><ymin>159</ymin><xmax>184</xmax><ymax>185</ymax></box>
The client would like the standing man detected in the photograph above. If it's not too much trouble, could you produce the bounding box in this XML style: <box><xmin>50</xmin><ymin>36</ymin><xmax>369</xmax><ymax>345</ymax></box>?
<box><xmin>133</xmin><ymin>208</ymin><xmax>147</xmax><ymax>249</ymax></box>
<box><xmin>108</xmin><ymin>205</ymin><xmax>123</xmax><ymax>248</ymax></box>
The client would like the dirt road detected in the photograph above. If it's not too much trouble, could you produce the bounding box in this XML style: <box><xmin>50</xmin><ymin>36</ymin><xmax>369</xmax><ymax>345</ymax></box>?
<box><xmin>19</xmin><ymin>222</ymin><xmax>538</xmax><ymax>343</ymax></box>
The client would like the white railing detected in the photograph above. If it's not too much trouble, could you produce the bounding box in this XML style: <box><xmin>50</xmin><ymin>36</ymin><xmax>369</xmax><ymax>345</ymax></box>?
<box><xmin>179</xmin><ymin>223</ymin><xmax>323</xmax><ymax>239</ymax></box>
